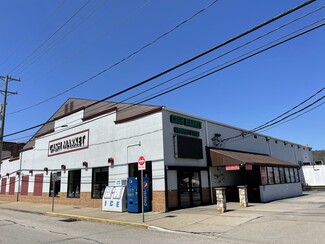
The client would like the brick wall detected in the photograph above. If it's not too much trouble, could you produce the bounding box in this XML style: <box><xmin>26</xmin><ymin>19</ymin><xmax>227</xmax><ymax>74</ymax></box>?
<box><xmin>152</xmin><ymin>191</ymin><xmax>166</xmax><ymax>212</ymax></box>
<box><xmin>167</xmin><ymin>190</ymin><xmax>178</xmax><ymax>209</ymax></box>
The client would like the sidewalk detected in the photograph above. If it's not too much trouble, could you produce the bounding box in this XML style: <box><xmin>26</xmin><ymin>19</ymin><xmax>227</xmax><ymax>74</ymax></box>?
<box><xmin>1</xmin><ymin>191</ymin><xmax>325</xmax><ymax>241</ymax></box>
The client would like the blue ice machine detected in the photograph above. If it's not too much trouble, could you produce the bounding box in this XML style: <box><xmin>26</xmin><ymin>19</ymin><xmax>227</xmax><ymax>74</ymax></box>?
<box><xmin>127</xmin><ymin>177</ymin><xmax>150</xmax><ymax>213</ymax></box>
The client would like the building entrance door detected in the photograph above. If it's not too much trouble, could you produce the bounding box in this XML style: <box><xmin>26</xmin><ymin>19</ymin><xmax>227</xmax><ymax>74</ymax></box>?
<box><xmin>178</xmin><ymin>171</ymin><xmax>201</xmax><ymax>208</ymax></box>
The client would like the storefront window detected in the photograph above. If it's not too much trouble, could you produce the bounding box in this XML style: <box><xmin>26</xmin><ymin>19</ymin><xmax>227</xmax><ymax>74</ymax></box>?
<box><xmin>67</xmin><ymin>170</ymin><xmax>81</xmax><ymax>198</ymax></box>
<box><xmin>267</xmin><ymin>167</ymin><xmax>274</xmax><ymax>184</ymax></box>
<box><xmin>260</xmin><ymin>166</ymin><xmax>268</xmax><ymax>185</ymax></box>
<box><xmin>285</xmin><ymin>168</ymin><xmax>290</xmax><ymax>183</ymax></box>
<box><xmin>92</xmin><ymin>167</ymin><xmax>108</xmax><ymax>199</ymax></box>
<box><xmin>273</xmin><ymin>167</ymin><xmax>280</xmax><ymax>184</ymax></box>
<box><xmin>294</xmin><ymin>168</ymin><xmax>300</xmax><ymax>182</ymax></box>
<box><xmin>289</xmin><ymin>168</ymin><xmax>295</xmax><ymax>183</ymax></box>
<box><xmin>279</xmin><ymin>168</ymin><xmax>286</xmax><ymax>183</ymax></box>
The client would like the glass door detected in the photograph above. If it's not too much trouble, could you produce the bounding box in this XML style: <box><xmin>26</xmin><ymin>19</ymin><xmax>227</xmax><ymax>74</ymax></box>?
<box><xmin>178</xmin><ymin>170</ymin><xmax>201</xmax><ymax>208</ymax></box>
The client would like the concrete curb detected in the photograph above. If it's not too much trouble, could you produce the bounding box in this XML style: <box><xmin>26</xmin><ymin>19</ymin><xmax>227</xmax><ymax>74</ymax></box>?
<box><xmin>45</xmin><ymin>212</ymin><xmax>149</xmax><ymax>229</ymax></box>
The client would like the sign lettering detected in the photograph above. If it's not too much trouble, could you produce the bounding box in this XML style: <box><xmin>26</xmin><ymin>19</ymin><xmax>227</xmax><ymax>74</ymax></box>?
<box><xmin>170</xmin><ymin>115</ymin><xmax>202</xmax><ymax>129</ymax></box>
<box><xmin>48</xmin><ymin>130</ymin><xmax>89</xmax><ymax>156</ymax></box>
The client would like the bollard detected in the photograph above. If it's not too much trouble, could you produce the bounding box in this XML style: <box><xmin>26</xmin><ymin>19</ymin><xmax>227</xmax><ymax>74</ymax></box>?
<box><xmin>238</xmin><ymin>185</ymin><xmax>248</xmax><ymax>207</ymax></box>
<box><xmin>215</xmin><ymin>187</ymin><xmax>226</xmax><ymax>213</ymax></box>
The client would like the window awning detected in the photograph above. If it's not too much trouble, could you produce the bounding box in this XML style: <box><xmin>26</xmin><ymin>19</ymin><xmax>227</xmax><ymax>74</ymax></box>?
<box><xmin>210</xmin><ymin>149</ymin><xmax>298</xmax><ymax>168</ymax></box>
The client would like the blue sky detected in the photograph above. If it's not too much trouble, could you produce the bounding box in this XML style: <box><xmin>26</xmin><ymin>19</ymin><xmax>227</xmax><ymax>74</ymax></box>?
<box><xmin>0</xmin><ymin>0</ymin><xmax>324</xmax><ymax>150</ymax></box>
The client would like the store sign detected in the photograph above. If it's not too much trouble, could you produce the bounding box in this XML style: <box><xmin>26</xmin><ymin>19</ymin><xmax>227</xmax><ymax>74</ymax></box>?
<box><xmin>226</xmin><ymin>165</ymin><xmax>240</xmax><ymax>171</ymax></box>
<box><xmin>48</xmin><ymin>130</ymin><xmax>89</xmax><ymax>156</ymax></box>
<box><xmin>170</xmin><ymin>115</ymin><xmax>202</xmax><ymax>129</ymax></box>
<box><xmin>174</xmin><ymin>127</ymin><xmax>200</xmax><ymax>137</ymax></box>
<box><xmin>170</xmin><ymin>114</ymin><xmax>201</xmax><ymax>137</ymax></box>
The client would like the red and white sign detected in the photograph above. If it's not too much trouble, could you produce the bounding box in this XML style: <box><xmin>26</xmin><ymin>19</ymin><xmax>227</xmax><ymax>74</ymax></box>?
<box><xmin>138</xmin><ymin>155</ymin><xmax>146</xmax><ymax>171</ymax></box>
<box><xmin>226</xmin><ymin>165</ymin><xmax>240</xmax><ymax>171</ymax></box>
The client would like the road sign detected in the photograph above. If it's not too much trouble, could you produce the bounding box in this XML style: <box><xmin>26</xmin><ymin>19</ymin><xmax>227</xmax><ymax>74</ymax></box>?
<box><xmin>52</xmin><ymin>172</ymin><xmax>57</xmax><ymax>182</ymax></box>
<box><xmin>138</xmin><ymin>155</ymin><xmax>146</xmax><ymax>171</ymax></box>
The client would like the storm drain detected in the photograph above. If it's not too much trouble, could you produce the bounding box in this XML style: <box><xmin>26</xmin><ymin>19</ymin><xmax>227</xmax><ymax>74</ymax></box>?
<box><xmin>165</xmin><ymin>215</ymin><xmax>176</xmax><ymax>218</ymax></box>
<box><xmin>59</xmin><ymin>218</ymin><xmax>81</xmax><ymax>222</ymax></box>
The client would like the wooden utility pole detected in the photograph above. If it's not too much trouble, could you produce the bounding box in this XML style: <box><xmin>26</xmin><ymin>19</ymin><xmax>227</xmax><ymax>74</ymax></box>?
<box><xmin>0</xmin><ymin>75</ymin><xmax>20</xmax><ymax>168</ymax></box>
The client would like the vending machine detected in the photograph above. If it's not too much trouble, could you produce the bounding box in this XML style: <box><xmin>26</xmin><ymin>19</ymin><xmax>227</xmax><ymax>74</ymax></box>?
<box><xmin>127</xmin><ymin>177</ymin><xmax>150</xmax><ymax>213</ymax></box>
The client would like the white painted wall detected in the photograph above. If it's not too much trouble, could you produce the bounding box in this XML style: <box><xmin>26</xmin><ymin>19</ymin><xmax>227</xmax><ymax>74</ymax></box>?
<box><xmin>1</xmin><ymin>109</ymin><xmax>165</xmax><ymax>195</ymax></box>
<box><xmin>210</xmin><ymin>167</ymin><xmax>245</xmax><ymax>187</ymax></box>
<box><xmin>259</xmin><ymin>183</ymin><xmax>302</xmax><ymax>202</ymax></box>
<box><xmin>302</xmin><ymin>165</ymin><xmax>325</xmax><ymax>186</ymax></box>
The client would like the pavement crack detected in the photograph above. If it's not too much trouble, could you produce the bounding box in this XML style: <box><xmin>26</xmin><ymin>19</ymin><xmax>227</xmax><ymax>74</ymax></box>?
<box><xmin>49</xmin><ymin>230</ymin><xmax>68</xmax><ymax>235</ymax></box>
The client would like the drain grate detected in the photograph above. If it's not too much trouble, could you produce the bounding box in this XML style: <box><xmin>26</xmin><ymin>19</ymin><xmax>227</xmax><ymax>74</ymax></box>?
<box><xmin>60</xmin><ymin>218</ymin><xmax>81</xmax><ymax>222</ymax></box>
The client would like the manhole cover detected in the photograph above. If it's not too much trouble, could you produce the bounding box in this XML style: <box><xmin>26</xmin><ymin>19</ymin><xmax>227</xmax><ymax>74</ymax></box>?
<box><xmin>60</xmin><ymin>218</ymin><xmax>80</xmax><ymax>222</ymax></box>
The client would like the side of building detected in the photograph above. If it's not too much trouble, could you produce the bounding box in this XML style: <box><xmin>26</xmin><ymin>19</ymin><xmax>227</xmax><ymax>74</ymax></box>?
<box><xmin>0</xmin><ymin>99</ymin><xmax>313</xmax><ymax>212</ymax></box>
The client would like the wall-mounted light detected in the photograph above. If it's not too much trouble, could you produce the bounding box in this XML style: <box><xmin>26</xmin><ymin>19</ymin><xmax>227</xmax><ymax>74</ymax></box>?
<box><xmin>61</xmin><ymin>165</ymin><xmax>66</xmax><ymax>173</ymax></box>
<box><xmin>265</xmin><ymin>136</ymin><xmax>270</xmax><ymax>141</ymax></box>
<box><xmin>108</xmin><ymin>157</ymin><xmax>114</xmax><ymax>165</ymax></box>
<box><xmin>284</xmin><ymin>141</ymin><xmax>288</xmax><ymax>145</ymax></box>
<box><xmin>29</xmin><ymin>170</ymin><xmax>33</xmax><ymax>176</ymax></box>
<box><xmin>83</xmin><ymin>161</ymin><xmax>88</xmax><ymax>169</ymax></box>
<box><xmin>44</xmin><ymin>167</ymin><xmax>49</xmax><ymax>175</ymax></box>
<box><xmin>6</xmin><ymin>173</ymin><xmax>9</xmax><ymax>178</ymax></box>
<box><xmin>16</xmin><ymin>172</ymin><xmax>20</xmax><ymax>176</ymax></box>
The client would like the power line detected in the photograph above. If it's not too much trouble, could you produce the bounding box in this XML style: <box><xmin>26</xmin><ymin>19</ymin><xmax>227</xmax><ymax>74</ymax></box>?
<box><xmin>222</xmin><ymin>88</ymin><xmax>325</xmax><ymax>144</ymax></box>
<box><xmin>3</xmin><ymin>1</ymin><xmax>317</xmax><ymax>138</ymax></box>
<box><xmin>0</xmin><ymin>0</ymin><xmax>68</xmax><ymax>67</ymax></box>
<box><xmin>15</xmin><ymin>0</ymin><xmax>108</xmax><ymax>77</ymax></box>
<box><xmin>128</xmin><ymin>23</ymin><xmax>324</xmax><ymax>109</ymax></box>
<box><xmin>5</xmin><ymin>18</ymin><xmax>323</xmax><ymax>146</ymax></box>
<box><xmin>8</xmin><ymin>0</ymin><xmax>220</xmax><ymax>115</ymax></box>
<box><xmin>223</xmin><ymin>99</ymin><xmax>325</xmax><ymax>146</ymax></box>
<box><xmin>114</xmin><ymin>17</ymin><xmax>325</xmax><ymax>113</ymax></box>
<box><xmin>9</xmin><ymin>0</ymin><xmax>91</xmax><ymax>75</ymax></box>
<box><xmin>251</xmin><ymin>86</ymin><xmax>325</xmax><ymax>132</ymax></box>
<box><xmin>5</xmin><ymin>22</ymin><xmax>323</xmax><ymax>145</ymax></box>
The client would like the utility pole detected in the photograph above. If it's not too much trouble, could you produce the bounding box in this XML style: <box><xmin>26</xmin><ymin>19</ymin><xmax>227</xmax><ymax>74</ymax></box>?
<box><xmin>0</xmin><ymin>75</ymin><xmax>20</xmax><ymax>169</ymax></box>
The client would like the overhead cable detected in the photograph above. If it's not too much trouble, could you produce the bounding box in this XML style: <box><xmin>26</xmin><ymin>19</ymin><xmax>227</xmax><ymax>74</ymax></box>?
<box><xmin>3</xmin><ymin>1</ymin><xmax>317</xmax><ymax>138</ymax></box>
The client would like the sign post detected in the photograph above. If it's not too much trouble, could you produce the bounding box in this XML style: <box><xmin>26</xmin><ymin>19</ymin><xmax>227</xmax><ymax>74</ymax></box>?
<box><xmin>138</xmin><ymin>156</ymin><xmax>146</xmax><ymax>223</ymax></box>
<box><xmin>51</xmin><ymin>172</ymin><xmax>57</xmax><ymax>212</ymax></box>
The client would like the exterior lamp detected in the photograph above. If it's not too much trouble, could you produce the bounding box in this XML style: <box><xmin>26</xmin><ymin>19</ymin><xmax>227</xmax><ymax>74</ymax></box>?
<box><xmin>29</xmin><ymin>170</ymin><xmax>33</xmax><ymax>176</ymax></box>
<box><xmin>108</xmin><ymin>157</ymin><xmax>114</xmax><ymax>166</ymax></box>
<box><xmin>44</xmin><ymin>167</ymin><xmax>49</xmax><ymax>175</ymax></box>
<box><xmin>82</xmin><ymin>161</ymin><xmax>88</xmax><ymax>170</ymax></box>
<box><xmin>61</xmin><ymin>165</ymin><xmax>66</xmax><ymax>173</ymax></box>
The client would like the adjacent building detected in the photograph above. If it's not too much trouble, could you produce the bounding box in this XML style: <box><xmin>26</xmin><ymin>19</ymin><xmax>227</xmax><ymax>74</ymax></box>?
<box><xmin>0</xmin><ymin>98</ymin><xmax>312</xmax><ymax>212</ymax></box>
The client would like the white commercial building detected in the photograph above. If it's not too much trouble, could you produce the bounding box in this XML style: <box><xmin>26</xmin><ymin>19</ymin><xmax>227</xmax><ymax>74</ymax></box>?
<box><xmin>0</xmin><ymin>98</ymin><xmax>312</xmax><ymax>212</ymax></box>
